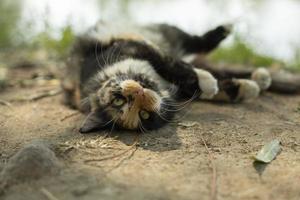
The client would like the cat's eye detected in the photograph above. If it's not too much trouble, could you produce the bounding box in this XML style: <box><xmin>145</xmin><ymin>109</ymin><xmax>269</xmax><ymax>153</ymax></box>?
<box><xmin>140</xmin><ymin>110</ymin><xmax>150</xmax><ymax>120</ymax></box>
<box><xmin>112</xmin><ymin>98</ymin><xmax>125</xmax><ymax>107</ymax></box>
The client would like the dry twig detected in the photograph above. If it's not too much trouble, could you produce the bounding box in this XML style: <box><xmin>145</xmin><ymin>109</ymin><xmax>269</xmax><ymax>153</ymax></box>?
<box><xmin>60</xmin><ymin>111</ymin><xmax>81</xmax><ymax>121</ymax></box>
<box><xmin>40</xmin><ymin>187</ymin><xmax>60</xmax><ymax>200</ymax></box>
<box><xmin>15</xmin><ymin>88</ymin><xmax>62</xmax><ymax>102</ymax></box>
<box><xmin>201</xmin><ymin>136</ymin><xmax>217</xmax><ymax>200</ymax></box>
<box><xmin>107</xmin><ymin>141</ymin><xmax>138</xmax><ymax>173</ymax></box>
<box><xmin>0</xmin><ymin>99</ymin><xmax>13</xmax><ymax>109</ymax></box>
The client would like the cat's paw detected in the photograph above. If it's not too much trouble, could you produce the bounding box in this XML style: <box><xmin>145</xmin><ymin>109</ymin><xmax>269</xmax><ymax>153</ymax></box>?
<box><xmin>222</xmin><ymin>23</ymin><xmax>233</xmax><ymax>35</ymax></box>
<box><xmin>215</xmin><ymin>24</ymin><xmax>233</xmax><ymax>38</ymax></box>
<box><xmin>194</xmin><ymin>68</ymin><xmax>219</xmax><ymax>99</ymax></box>
<box><xmin>234</xmin><ymin>79</ymin><xmax>260</xmax><ymax>101</ymax></box>
<box><xmin>251</xmin><ymin>67</ymin><xmax>272</xmax><ymax>90</ymax></box>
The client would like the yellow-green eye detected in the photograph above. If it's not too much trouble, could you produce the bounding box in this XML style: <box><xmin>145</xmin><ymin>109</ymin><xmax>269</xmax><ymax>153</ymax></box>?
<box><xmin>140</xmin><ymin>110</ymin><xmax>150</xmax><ymax>120</ymax></box>
<box><xmin>113</xmin><ymin>98</ymin><xmax>125</xmax><ymax>107</ymax></box>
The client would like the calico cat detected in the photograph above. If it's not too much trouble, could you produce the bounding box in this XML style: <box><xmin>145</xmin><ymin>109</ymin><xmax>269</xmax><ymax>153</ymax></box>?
<box><xmin>62</xmin><ymin>21</ymin><xmax>271</xmax><ymax>133</ymax></box>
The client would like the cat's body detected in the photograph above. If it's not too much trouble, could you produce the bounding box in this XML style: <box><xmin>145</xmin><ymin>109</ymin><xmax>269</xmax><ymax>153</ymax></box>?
<box><xmin>62</xmin><ymin>21</ymin><xmax>271</xmax><ymax>133</ymax></box>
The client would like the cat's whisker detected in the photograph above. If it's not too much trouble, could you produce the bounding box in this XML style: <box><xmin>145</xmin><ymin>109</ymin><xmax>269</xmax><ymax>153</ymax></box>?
<box><xmin>95</xmin><ymin>42</ymin><xmax>100</xmax><ymax>69</ymax></box>
<box><xmin>161</xmin><ymin>99</ymin><xmax>192</xmax><ymax>110</ymax></box>
<box><xmin>115</xmin><ymin>42</ymin><xmax>125</xmax><ymax>62</ymax></box>
<box><xmin>161</xmin><ymin>98</ymin><xmax>195</xmax><ymax>112</ymax></box>
<box><xmin>102</xmin><ymin>114</ymin><xmax>119</xmax><ymax>127</ymax></box>
<box><xmin>138</xmin><ymin>123</ymin><xmax>146</xmax><ymax>134</ymax></box>
<box><xmin>104</xmin><ymin>45</ymin><xmax>112</xmax><ymax>65</ymax></box>
<box><xmin>154</xmin><ymin>108</ymin><xmax>178</xmax><ymax>123</ymax></box>
<box><xmin>166</xmin><ymin>84</ymin><xmax>179</xmax><ymax>95</ymax></box>
<box><xmin>108</xmin><ymin>44</ymin><xmax>118</xmax><ymax>65</ymax></box>
<box><xmin>156</xmin><ymin>90</ymin><xmax>199</xmax><ymax>123</ymax></box>
<box><xmin>156</xmin><ymin>107</ymin><xmax>190</xmax><ymax>123</ymax></box>
<box><xmin>100</xmin><ymin>43</ymin><xmax>108</xmax><ymax>66</ymax></box>
<box><xmin>80</xmin><ymin>97</ymin><xmax>89</xmax><ymax>107</ymax></box>
<box><xmin>173</xmin><ymin>106</ymin><xmax>194</xmax><ymax>122</ymax></box>
<box><xmin>108</xmin><ymin>115</ymin><xmax>119</xmax><ymax>135</ymax></box>
<box><xmin>138</xmin><ymin>121</ymin><xmax>150</xmax><ymax>134</ymax></box>
<box><xmin>161</xmin><ymin>90</ymin><xmax>199</xmax><ymax>108</ymax></box>
<box><xmin>95</xmin><ymin>41</ymin><xmax>106</xmax><ymax>69</ymax></box>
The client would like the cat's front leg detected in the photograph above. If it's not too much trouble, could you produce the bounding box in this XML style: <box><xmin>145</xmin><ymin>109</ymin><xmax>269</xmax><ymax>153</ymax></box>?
<box><xmin>193</xmin><ymin>68</ymin><xmax>219</xmax><ymax>99</ymax></box>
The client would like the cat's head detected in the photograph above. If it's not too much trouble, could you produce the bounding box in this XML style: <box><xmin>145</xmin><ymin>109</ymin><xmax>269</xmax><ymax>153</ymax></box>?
<box><xmin>79</xmin><ymin>59</ymin><xmax>175</xmax><ymax>133</ymax></box>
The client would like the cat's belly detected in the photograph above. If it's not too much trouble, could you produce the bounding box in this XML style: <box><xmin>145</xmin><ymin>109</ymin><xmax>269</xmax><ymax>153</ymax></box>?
<box><xmin>90</xmin><ymin>21</ymin><xmax>170</xmax><ymax>55</ymax></box>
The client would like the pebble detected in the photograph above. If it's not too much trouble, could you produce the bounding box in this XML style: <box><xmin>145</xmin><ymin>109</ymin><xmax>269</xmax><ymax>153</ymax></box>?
<box><xmin>0</xmin><ymin>140</ymin><xmax>61</xmax><ymax>187</ymax></box>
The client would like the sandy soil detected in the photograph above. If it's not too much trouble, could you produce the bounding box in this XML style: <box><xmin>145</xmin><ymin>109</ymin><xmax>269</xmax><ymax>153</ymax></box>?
<box><xmin>1</xmin><ymin>66</ymin><xmax>300</xmax><ymax>200</ymax></box>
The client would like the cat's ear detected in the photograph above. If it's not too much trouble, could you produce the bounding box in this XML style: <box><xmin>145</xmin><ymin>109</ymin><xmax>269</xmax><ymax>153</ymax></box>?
<box><xmin>79</xmin><ymin>111</ymin><xmax>106</xmax><ymax>134</ymax></box>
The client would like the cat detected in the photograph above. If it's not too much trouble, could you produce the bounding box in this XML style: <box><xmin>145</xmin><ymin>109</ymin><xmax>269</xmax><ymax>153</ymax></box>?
<box><xmin>62</xmin><ymin>21</ymin><xmax>272</xmax><ymax>133</ymax></box>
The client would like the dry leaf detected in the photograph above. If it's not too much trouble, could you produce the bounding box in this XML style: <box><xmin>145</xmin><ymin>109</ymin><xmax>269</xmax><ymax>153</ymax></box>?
<box><xmin>254</xmin><ymin>139</ymin><xmax>281</xmax><ymax>163</ymax></box>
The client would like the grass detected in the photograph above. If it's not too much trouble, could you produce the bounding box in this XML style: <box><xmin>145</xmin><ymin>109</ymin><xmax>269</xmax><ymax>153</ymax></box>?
<box><xmin>208</xmin><ymin>36</ymin><xmax>284</xmax><ymax>68</ymax></box>
<box><xmin>0</xmin><ymin>0</ymin><xmax>22</xmax><ymax>49</ymax></box>
<box><xmin>0</xmin><ymin>0</ymin><xmax>74</xmax><ymax>60</ymax></box>
<box><xmin>291</xmin><ymin>49</ymin><xmax>300</xmax><ymax>70</ymax></box>
<box><xmin>32</xmin><ymin>25</ymin><xmax>75</xmax><ymax>59</ymax></box>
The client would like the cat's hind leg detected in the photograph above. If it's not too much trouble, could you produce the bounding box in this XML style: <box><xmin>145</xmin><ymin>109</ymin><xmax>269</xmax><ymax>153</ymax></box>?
<box><xmin>191</xmin><ymin>65</ymin><xmax>270</xmax><ymax>102</ymax></box>
<box><xmin>157</xmin><ymin>24</ymin><xmax>232</xmax><ymax>55</ymax></box>
<box><xmin>251</xmin><ymin>67</ymin><xmax>272</xmax><ymax>91</ymax></box>
<box><xmin>214</xmin><ymin>67</ymin><xmax>271</xmax><ymax>102</ymax></box>
<box><xmin>182</xmin><ymin>24</ymin><xmax>232</xmax><ymax>54</ymax></box>
<box><xmin>214</xmin><ymin>79</ymin><xmax>260</xmax><ymax>102</ymax></box>
<box><xmin>193</xmin><ymin>67</ymin><xmax>261</xmax><ymax>102</ymax></box>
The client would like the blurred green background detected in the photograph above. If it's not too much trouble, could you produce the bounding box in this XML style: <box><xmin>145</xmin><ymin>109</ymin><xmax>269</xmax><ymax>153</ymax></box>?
<box><xmin>0</xmin><ymin>0</ymin><xmax>300</xmax><ymax>69</ymax></box>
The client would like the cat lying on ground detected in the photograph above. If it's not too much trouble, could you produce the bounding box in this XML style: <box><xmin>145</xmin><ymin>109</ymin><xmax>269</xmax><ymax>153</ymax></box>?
<box><xmin>62</xmin><ymin>21</ymin><xmax>272</xmax><ymax>133</ymax></box>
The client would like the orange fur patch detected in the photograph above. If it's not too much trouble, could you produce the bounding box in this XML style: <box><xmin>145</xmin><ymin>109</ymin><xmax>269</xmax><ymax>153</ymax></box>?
<box><xmin>121</xmin><ymin>80</ymin><xmax>160</xmax><ymax>111</ymax></box>
<box><xmin>119</xmin><ymin>79</ymin><xmax>161</xmax><ymax>129</ymax></box>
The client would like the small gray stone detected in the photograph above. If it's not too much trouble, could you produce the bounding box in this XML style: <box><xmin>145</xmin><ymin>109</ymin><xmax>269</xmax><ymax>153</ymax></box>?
<box><xmin>71</xmin><ymin>185</ymin><xmax>89</xmax><ymax>196</ymax></box>
<box><xmin>0</xmin><ymin>140</ymin><xmax>61</xmax><ymax>187</ymax></box>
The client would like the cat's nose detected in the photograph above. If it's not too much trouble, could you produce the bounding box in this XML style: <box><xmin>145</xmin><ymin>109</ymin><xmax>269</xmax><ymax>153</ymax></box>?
<box><xmin>121</xmin><ymin>79</ymin><xmax>144</xmax><ymax>98</ymax></box>
<box><xmin>134</xmin><ymin>88</ymin><xmax>144</xmax><ymax>97</ymax></box>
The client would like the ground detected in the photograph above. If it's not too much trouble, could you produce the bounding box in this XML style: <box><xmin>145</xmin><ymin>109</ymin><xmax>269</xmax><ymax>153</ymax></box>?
<box><xmin>0</xmin><ymin>66</ymin><xmax>300</xmax><ymax>200</ymax></box>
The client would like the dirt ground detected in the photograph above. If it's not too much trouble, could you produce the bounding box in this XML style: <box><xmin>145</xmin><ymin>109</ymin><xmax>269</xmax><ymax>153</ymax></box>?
<box><xmin>1</xmin><ymin>66</ymin><xmax>300</xmax><ymax>200</ymax></box>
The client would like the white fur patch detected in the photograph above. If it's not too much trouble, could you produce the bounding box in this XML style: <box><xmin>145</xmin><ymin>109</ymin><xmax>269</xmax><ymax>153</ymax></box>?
<box><xmin>223</xmin><ymin>24</ymin><xmax>233</xmax><ymax>34</ymax></box>
<box><xmin>234</xmin><ymin>79</ymin><xmax>260</xmax><ymax>101</ymax></box>
<box><xmin>193</xmin><ymin>68</ymin><xmax>219</xmax><ymax>99</ymax></box>
<box><xmin>91</xmin><ymin>21</ymin><xmax>164</xmax><ymax>52</ymax></box>
<box><xmin>182</xmin><ymin>54</ymin><xmax>197</xmax><ymax>63</ymax></box>
<box><xmin>251</xmin><ymin>68</ymin><xmax>272</xmax><ymax>90</ymax></box>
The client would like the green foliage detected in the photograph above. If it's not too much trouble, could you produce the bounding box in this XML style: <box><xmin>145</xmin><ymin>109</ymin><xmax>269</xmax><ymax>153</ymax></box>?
<box><xmin>0</xmin><ymin>0</ymin><xmax>22</xmax><ymax>48</ymax></box>
<box><xmin>33</xmin><ymin>26</ymin><xmax>75</xmax><ymax>59</ymax></box>
<box><xmin>291</xmin><ymin>49</ymin><xmax>300</xmax><ymax>70</ymax></box>
<box><xmin>209</xmin><ymin>36</ymin><xmax>282</xmax><ymax>67</ymax></box>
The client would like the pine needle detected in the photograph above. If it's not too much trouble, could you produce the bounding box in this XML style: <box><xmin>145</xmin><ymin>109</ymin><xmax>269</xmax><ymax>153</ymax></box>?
<box><xmin>84</xmin><ymin>134</ymin><xmax>139</xmax><ymax>163</ymax></box>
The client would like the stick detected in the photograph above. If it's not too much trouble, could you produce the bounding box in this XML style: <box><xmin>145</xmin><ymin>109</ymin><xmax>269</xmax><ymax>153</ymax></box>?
<box><xmin>107</xmin><ymin>142</ymin><xmax>138</xmax><ymax>173</ymax></box>
<box><xmin>15</xmin><ymin>89</ymin><xmax>62</xmax><ymax>102</ymax></box>
<box><xmin>84</xmin><ymin>134</ymin><xmax>139</xmax><ymax>163</ymax></box>
<box><xmin>0</xmin><ymin>99</ymin><xmax>13</xmax><ymax>109</ymax></box>
<box><xmin>40</xmin><ymin>188</ymin><xmax>60</xmax><ymax>200</ymax></box>
<box><xmin>201</xmin><ymin>136</ymin><xmax>217</xmax><ymax>200</ymax></box>
<box><xmin>60</xmin><ymin>111</ymin><xmax>81</xmax><ymax>121</ymax></box>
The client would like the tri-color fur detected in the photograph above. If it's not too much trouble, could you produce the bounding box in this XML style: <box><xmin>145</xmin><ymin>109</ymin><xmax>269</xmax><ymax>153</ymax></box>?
<box><xmin>62</xmin><ymin>21</ymin><xmax>271</xmax><ymax>133</ymax></box>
